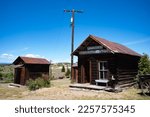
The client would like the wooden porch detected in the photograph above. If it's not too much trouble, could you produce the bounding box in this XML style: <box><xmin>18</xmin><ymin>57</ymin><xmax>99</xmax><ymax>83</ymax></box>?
<box><xmin>69</xmin><ymin>83</ymin><xmax>116</xmax><ymax>92</ymax></box>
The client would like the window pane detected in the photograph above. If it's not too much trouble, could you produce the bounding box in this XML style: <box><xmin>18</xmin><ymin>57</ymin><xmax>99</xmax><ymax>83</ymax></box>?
<box><xmin>100</xmin><ymin>71</ymin><xmax>103</xmax><ymax>79</ymax></box>
<box><xmin>103</xmin><ymin>62</ymin><xmax>108</xmax><ymax>69</ymax></box>
<box><xmin>104</xmin><ymin>71</ymin><xmax>107</xmax><ymax>79</ymax></box>
<box><xmin>99</xmin><ymin>61</ymin><xmax>108</xmax><ymax>79</ymax></box>
<box><xmin>100</xmin><ymin>63</ymin><xmax>103</xmax><ymax>70</ymax></box>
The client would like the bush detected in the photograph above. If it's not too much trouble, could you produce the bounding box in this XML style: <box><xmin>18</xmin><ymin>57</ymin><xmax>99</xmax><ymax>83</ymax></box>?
<box><xmin>0</xmin><ymin>73</ymin><xmax>2</xmax><ymax>78</ymax></box>
<box><xmin>1</xmin><ymin>72</ymin><xmax>14</xmax><ymax>83</ymax></box>
<box><xmin>61</xmin><ymin>65</ymin><xmax>65</xmax><ymax>72</ymax></box>
<box><xmin>3</xmin><ymin>72</ymin><xmax>14</xmax><ymax>79</ymax></box>
<box><xmin>65</xmin><ymin>68</ymin><xmax>71</xmax><ymax>78</ymax></box>
<box><xmin>0</xmin><ymin>67</ymin><xmax>2</xmax><ymax>72</ymax></box>
<box><xmin>26</xmin><ymin>78</ymin><xmax>51</xmax><ymax>91</ymax></box>
<box><xmin>138</xmin><ymin>53</ymin><xmax>150</xmax><ymax>75</ymax></box>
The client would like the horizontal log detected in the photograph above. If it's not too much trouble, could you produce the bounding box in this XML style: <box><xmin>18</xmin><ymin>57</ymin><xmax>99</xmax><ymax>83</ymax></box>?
<box><xmin>117</xmin><ymin>75</ymin><xmax>136</xmax><ymax>79</ymax></box>
<box><xmin>118</xmin><ymin>80</ymin><xmax>135</xmax><ymax>85</ymax></box>
<box><xmin>118</xmin><ymin>77</ymin><xmax>135</xmax><ymax>81</ymax></box>
<box><xmin>117</xmin><ymin>69</ymin><xmax>138</xmax><ymax>72</ymax></box>
<box><xmin>119</xmin><ymin>82</ymin><xmax>136</xmax><ymax>88</ymax></box>
<box><xmin>117</xmin><ymin>72</ymin><xmax>137</xmax><ymax>75</ymax></box>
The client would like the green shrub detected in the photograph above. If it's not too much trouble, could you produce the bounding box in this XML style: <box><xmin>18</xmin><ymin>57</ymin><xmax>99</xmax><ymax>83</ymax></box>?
<box><xmin>61</xmin><ymin>65</ymin><xmax>65</xmax><ymax>72</ymax></box>
<box><xmin>138</xmin><ymin>53</ymin><xmax>150</xmax><ymax>75</ymax></box>
<box><xmin>65</xmin><ymin>68</ymin><xmax>71</xmax><ymax>78</ymax></box>
<box><xmin>0</xmin><ymin>73</ymin><xmax>2</xmax><ymax>78</ymax></box>
<box><xmin>1</xmin><ymin>72</ymin><xmax>14</xmax><ymax>83</ymax></box>
<box><xmin>0</xmin><ymin>67</ymin><xmax>2</xmax><ymax>72</ymax></box>
<box><xmin>26</xmin><ymin>78</ymin><xmax>51</xmax><ymax>91</ymax></box>
<box><xmin>4</xmin><ymin>72</ymin><xmax>13</xmax><ymax>79</ymax></box>
<box><xmin>26</xmin><ymin>79</ymin><xmax>38</xmax><ymax>91</ymax></box>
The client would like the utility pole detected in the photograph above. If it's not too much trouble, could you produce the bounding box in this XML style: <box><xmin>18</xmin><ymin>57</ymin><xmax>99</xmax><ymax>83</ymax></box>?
<box><xmin>64</xmin><ymin>9</ymin><xmax>83</xmax><ymax>80</ymax></box>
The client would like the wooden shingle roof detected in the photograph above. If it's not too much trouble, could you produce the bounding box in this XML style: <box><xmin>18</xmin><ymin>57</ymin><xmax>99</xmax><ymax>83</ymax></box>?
<box><xmin>73</xmin><ymin>35</ymin><xmax>141</xmax><ymax>57</ymax></box>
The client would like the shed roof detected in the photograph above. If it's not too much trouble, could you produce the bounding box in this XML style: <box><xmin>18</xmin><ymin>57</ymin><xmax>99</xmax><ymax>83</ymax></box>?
<box><xmin>73</xmin><ymin>35</ymin><xmax>141</xmax><ymax>57</ymax></box>
<box><xmin>13</xmin><ymin>56</ymin><xmax>50</xmax><ymax>65</ymax></box>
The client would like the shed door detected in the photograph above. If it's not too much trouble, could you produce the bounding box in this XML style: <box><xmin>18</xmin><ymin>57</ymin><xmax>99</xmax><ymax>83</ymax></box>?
<box><xmin>20</xmin><ymin>67</ymin><xmax>25</xmax><ymax>85</ymax></box>
<box><xmin>98</xmin><ymin>61</ymin><xmax>108</xmax><ymax>79</ymax></box>
<box><xmin>14</xmin><ymin>68</ymin><xmax>21</xmax><ymax>84</ymax></box>
<box><xmin>14</xmin><ymin>67</ymin><xmax>25</xmax><ymax>85</ymax></box>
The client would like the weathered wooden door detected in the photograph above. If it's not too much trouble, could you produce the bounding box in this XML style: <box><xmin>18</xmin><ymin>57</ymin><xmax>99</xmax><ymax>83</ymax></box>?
<box><xmin>81</xmin><ymin>65</ymin><xmax>85</xmax><ymax>83</ymax></box>
<box><xmin>20</xmin><ymin>67</ymin><xmax>25</xmax><ymax>85</ymax></box>
<box><xmin>85</xmin><ymin>61</ymin><xmax>90</xmax><ymax>83</ymax></box>
<box><xmin>14</xmin><ymin>68</ymin><xmax>21</xmax><ymax>84</ymax></box>
<box><xmin>14</xmin><ymin>67</ymin><xmax>25</xmax><ymax>85</ymax></box>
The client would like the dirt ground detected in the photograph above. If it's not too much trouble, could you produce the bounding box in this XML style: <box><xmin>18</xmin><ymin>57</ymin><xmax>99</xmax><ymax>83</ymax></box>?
<box><xmin>0</xmin><ymin>78</ymin><xmax>150</xmax><ymax>100</ymax></box>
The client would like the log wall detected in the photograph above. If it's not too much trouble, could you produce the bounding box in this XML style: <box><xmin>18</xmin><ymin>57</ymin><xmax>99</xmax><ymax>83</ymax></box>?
<box><xmin>77</xmin><ymin>54</ymin><xmax>140</xmax><ymax>88</ymax></box>
<box><xmin>116</xmin><ymin>54</ymin><xmax>140</xmax><ymax>88</ymax></box>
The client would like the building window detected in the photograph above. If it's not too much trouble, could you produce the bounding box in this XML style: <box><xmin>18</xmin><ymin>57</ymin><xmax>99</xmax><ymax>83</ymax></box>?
<box><xmin>98</xmin><ymin>61</ymin><xmax>108</xmax><ymax>79</ymax></box>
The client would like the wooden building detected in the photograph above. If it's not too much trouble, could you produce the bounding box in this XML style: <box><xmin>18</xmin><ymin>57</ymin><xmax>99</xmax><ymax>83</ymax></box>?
<box><xmin>72</xmin><ymin>35</ymin><xmax>141</xmax><ymax>88</ymax></box>
<box><xmin>72</xmin><ymin>63</ymin><xmax>78</xmax><ymax>82</ymax></box>
<box><xmin>13</xmin><ymin>56</ymin><xmax>50</xmax><ymax>85</ymax></box>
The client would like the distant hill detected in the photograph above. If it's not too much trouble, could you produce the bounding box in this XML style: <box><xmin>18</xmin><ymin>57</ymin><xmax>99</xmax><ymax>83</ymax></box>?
<box><xmin>0</xmin><ymin>63</ymin><xmax>12</xmax><ymax>66</ymax></box>
<box><xmin>52</xmin><ymin>62</ymin><xmax>71</xmax><ymax>66</ymax></box>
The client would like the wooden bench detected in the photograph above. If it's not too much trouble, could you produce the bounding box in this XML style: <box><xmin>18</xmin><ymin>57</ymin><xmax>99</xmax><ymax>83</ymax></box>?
<box><xmin>95</xmin><ymin>79</ymin><xmax>109</xmax><ymax>87</ymax></box>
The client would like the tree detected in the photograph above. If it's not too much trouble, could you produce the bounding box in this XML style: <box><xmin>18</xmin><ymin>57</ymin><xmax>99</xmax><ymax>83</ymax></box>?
<box><xmin>61</xmin><ymin>65</ymin><xmax>65</xmax><ymax>72</ymax></box>
<box><xmin>65</xmin><ymin>67</ymin><xmax>71</xmax><ymax>78</ymax></box>
<box><xmin>138</xmin><ymin>53</ymin><xmax>150</xmax><ymax>75</ymax></box>
<box><xmin>0</xmin><ymin>73</ymin><xmax>2</xmax><ymax>78</ymax></box>
<box><xmin>0</xmin><ymin>67</ymin><xmax>3</xmax><ymax>78</ymax></box>
<box><xmin>0</xmin><ymin>67</ymin><xmax>2</xmax><ymax>71</ymax></box>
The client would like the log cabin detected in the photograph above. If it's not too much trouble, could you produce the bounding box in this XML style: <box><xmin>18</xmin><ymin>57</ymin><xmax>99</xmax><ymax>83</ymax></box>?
<box><xmin>72</xmin><ymin>35</ymin><xmax>141</xmax><ymax>88</ymax></box>
<box><xmin>13</xmin><ymin>56</ymin><xmax>50</xmax><ymax>85</ymax></box>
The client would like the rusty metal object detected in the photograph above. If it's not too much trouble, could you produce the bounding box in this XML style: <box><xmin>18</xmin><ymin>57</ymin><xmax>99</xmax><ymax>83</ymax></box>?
<box><xmin>139</xmin><ymin>75</ymin><xmax>150</xmax><ymax>96</ymax></box>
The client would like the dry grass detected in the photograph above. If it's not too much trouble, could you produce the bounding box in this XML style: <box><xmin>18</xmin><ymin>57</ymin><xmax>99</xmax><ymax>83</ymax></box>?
<box><xmin>0</xmin><ymin>79</ymin><xmax>150</xmax><ymax>100</ymax></box>
<box><xmin>0</xmin><ymin>84</ymin><xmax>27</xmax><ymax>99</ymax></box>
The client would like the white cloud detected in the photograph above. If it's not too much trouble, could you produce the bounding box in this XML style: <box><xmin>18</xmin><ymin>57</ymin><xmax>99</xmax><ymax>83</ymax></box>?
<box><xmin>124</xmin><ymin>38</ymin><xmax>150</xmax><ymax>46</ymax></box>
<box><xmin>0</xmin><ymin>53</ymin><xmax>16</xmax><ymax>63</ymax></box>
<box><xmin>0</xmin><ymin>53</ymin><xmax>15</xmax><ymax>59</ymax></box>
<box><xmin>24</xmin><ymin>54</ymin><xmax>45</xmax><ymax>58</ymax></box>
<box><xmin>22</xmin><ymin>47</ymin><xmax>29</xmax><ymax>51</ymax></box>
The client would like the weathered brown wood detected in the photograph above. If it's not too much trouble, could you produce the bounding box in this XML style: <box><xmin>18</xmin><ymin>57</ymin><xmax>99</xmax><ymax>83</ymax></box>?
<box><xmin>72</xmin><ymin>35</ymin><xmax>141</xmax><ymax>88</ymax></box>
<box><xmin>118</xmin><ymin>80</ymin><xmax>136</xmax><ymax>85</ymax></box>
<box><xmin>89</xmin><ymin>60</ymin><xmax>92</xmax><ymax>83</ymax></box>
<box><xmin>72</xmin><ymin>65</ymin><xmax>78</xmax><ymax>82</ymax></box>
<box><xmin>13</xmin><ymin>56</ymin><xmax>50</xmax><ymax>85</ymax></box>
<box><xmin>20</xmin><ymin>67</ymin><xmax>25</xmax><ymax>85</ymax></box>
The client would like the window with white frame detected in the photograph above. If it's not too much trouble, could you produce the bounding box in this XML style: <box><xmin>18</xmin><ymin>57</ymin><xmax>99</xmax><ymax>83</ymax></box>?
<box><xmin>98</xmin><ymin>61</ymin><xmax>108</xmax><ymax>79</ymax></box>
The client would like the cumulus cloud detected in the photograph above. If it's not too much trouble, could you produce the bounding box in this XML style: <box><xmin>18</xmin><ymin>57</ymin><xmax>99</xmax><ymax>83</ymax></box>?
<box><xmin>0</xmin><ymin>53</ymin><xmax>16</xmax><ymax>63</ymax></box>
<box><xmin>0</xmin><ymin>53</ymin><xmax>15</xmax><ymax>59</ymax></box>
<box><xmin>24</xmin><ymin>54</ymin><xmax>45</xmax><ymax>58</ymax></box>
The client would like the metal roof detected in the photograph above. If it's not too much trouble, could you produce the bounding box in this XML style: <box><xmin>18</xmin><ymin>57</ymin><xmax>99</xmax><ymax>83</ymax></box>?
<box><xmin>13</xmin><ymin>56</ymin><xmax>50</xmax><ymax>65</ymax></box>
<box><xmin>73</xmin><ymin>35</ymin><xmax>141</xmax><ymax>57</ymax></box>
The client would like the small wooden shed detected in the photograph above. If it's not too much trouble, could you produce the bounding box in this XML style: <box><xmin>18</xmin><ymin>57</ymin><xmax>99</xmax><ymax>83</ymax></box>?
<box><xmin>72</xmin><ymin>35</ymin><xmax>141</xmax><ymax>88</ymax></box>
<box><xmin>13</xmin><ymin>56</ymin><xmax>50</xmax><ymax>85</ymax></box>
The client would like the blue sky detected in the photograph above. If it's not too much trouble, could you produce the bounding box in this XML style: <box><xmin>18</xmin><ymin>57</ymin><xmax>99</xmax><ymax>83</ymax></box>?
<box><xmin>0</xmin><ymin>0</ymin><xmax>150</xmax><ymax>63</ymax></box>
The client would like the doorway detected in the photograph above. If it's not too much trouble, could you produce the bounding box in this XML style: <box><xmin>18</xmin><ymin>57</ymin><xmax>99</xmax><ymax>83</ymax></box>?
<box><xmin>81</xmin><ymin>60</ymin><xmax>90</xmax><ymax>83</ymax></box>
<box><xmin>14</xmin><ymin>67</ymin><xmax>25</xmax><ymax>85</ymax></box>
<box><xmin>14</xmin><ymin>68</ymin><xmax>21</xmax><ymax>84</ymax></box>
